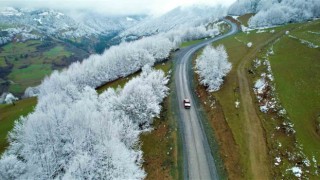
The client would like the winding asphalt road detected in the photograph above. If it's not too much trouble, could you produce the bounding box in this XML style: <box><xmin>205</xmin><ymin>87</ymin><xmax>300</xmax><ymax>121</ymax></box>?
<box><xmin>174</xmin><ymin>20</ymin><xmax>238</xmax><ymax>180</ymax></box>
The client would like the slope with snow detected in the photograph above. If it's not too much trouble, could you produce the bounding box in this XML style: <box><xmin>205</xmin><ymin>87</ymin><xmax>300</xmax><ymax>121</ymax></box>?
<box><xmin>118</xmin><ymin>5</ymin><xmax>226</xmax><ymax>41</ymax></box>
<box><xmin>0</xmin><ymin>7</ymin><xmax>145</xmax><ymax>46</ymax></box>
<box><xmin>228</xmin><ymin>0</ymin><xmax>320</xmax><ymax>28</ymax></box>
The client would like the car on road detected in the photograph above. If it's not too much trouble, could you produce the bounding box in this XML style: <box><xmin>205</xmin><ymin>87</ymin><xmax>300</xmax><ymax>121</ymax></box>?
<box><xmin>184</xmin><ymin>99</ymin><xmax>191</xmax><ymax>109</ymax></box>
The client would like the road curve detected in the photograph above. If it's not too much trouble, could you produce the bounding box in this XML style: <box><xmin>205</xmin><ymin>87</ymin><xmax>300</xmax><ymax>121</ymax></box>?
<box><xmin>174</xmin><ymin>20</ymin><xmax>238</xmax><ymax>180</ymax></box>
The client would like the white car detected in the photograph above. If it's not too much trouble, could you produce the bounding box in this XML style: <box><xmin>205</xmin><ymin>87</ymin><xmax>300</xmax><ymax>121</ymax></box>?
<box><xmin>184</xmin><ymin>99</ymin><xmax>191</xmax><ymax>109</ymax></box>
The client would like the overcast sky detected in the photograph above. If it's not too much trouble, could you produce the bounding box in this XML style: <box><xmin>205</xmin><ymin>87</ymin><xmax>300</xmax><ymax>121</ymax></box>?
<box><xmin>1</xmin><ymin>0</ymin><xmax>236</xmax><ymax>16</ymax></box>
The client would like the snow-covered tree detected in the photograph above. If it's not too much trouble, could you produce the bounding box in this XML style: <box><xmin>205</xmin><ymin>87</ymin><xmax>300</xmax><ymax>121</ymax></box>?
<box><xmin>133</xmin><ymin>36</ymin><xmax>174</xmax><ymax>62</ymax></box>
<box><xmin>101</xmin><ymin>66</ymin><xmax>169</xmax><ymax>129</ymax></box>
<box><xmin>195</xmin><ymin>45</ymin><xmax>232</xmax><ymax>92</ymax></box>
<box><xmin>251</xmin><ymin>0</ymin><xmax>320</xmax><ymax>27</ymax></box>
<box><xmin>4</xmin><ymin>93</ymin><xmax>18</xmax><ymax>105</ymax></box>
<box><xmin>119</xmin><ymin>5</ymin><xmax>226</xmax><ymax>40</ymax></box>
<box><xmin>0</xmin><ymin>67</ymin><xmax>168</xmax><ymax>179</ymax></box>
<box><xmin>228</xmin><ymin>0</ymin><xmax>320</xmax><ymax>27</ymax></box>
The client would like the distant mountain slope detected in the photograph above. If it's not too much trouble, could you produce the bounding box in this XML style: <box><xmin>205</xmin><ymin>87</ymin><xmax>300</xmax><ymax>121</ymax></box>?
<box><xmin>228</xmin><ymin>0</ymin><xmax>320</xmax><ymax>27</ymax></box>
<box><xmin>118</xmin><ymin>5</ymin><xmax>227</xmax><ymax>41</ymax></box>
<box><xmin>0</xmin><ymin>7</ymin><xmax>146</xmax><ymax>96</ymax></box>
<box><xmin>0</xmin><ymin>7</ymin><xmax>145</xmax><ymax>48</ymax></box>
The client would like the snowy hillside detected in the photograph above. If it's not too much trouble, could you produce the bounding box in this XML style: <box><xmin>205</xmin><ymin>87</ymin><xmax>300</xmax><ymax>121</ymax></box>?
<box><xmin>0</xmin><ymin>7</ymin><xmax>144</xmax><ymax>46</ymax></box>
<box><xmin>118</xmin><ymin>5</ymin><xmax>227</xmax><ymax>40</ymax></box>
<box><xmin>228</xmin><ymin>0</ymin><xmax>320</xmax><ymax>28</ymax></box>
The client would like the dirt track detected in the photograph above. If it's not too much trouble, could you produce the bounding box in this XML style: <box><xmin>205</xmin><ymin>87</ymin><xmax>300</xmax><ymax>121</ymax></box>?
<box><xmin>236</xmin><ymin>28</ymin><xmax>294</xmax><ymax>179</ymax></box>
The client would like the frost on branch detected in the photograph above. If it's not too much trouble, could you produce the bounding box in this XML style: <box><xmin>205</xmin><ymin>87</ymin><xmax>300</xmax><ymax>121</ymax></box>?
<box><xmin>4</xmin><ymin>93</ymin><xmax>18</xmax><ymax>105</ymax></box>
<box><xmin>195</xmin><ymin>45</ymin><xmax>232</xmax><ymax>92</ymax></box>
<box><xmin>228</xmin><ymin>0</ymin><xmax>320</xmax><ymax>28</ymax></box>
<box><xmin>0</xmin><ymin>67</ymin><xmax>168</xmax><ymax>179</ymax></box>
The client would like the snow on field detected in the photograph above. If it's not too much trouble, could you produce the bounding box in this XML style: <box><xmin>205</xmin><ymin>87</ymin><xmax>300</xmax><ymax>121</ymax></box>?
<box><xmin>235</xmin><ymin>100</ymin><xmax>240</xmax><ymax>108</ymax></box>
<box><xmin>308</xmin><ymin>31</ymin><xmax>320</xmax><ymax>35</ymax></box>
<box><xmin>251</xmin><ymin>39</ymin><xmax>320</xmax><ymax>178</ymax></box>
<box><xmin>0</xmin><ymin>27</ymin><xmax>41</xmax><ymax>45</ymax></box>
<box><xmin>231</xmin><ymin>16</ymin><xmax>239</xmax><ymax>20</ymax></box>
<box><xmin>253</xmin><ymin>59</ymin><xmax>261</xmax><ymax>68</ymax></box>
<box><xmin>0</xmin><ymin>7</ymin><xmax>23</xmax><ymax>16</ymax></box>
<box><xmin>241</xmin><ymin>25</ymin><xmax>249</xmax><ymax>32</ymax></box>
<box><xmin>275</xmin><ymin>157</ymin><xmax>281</xmax><ymax>166</ymax></box>
<box><xmin>253</xmin><ymin>60</ymin><xmax>284</xmax><ymax>114</ymax></box>
<box><xmin>256</xmin><ymin>29</ymin><xmax>266</xmax><ymax>33</ymax></box>
<box><xmin>39</xmin><ymin>12</ymin><xmax>49</xmax><ymax>16</ymax></box>
<box><xmin>254</xmin><ymin>78</ymin><xmax>267</xmax><ymax>95</ymax></box>
<box><xmin>267</xmin><ymin>45</ymin><xmax>275</xmax><ymax>56</ymax></box>
<box><xmin>288</xmin><ymin>35</ymin><xmax>319</xmax><ymax>48</ymax></box>
<box><xmin>287</xmin><ymin>167</ymin><xmax>302</xmax><ymax>177</ymax></box>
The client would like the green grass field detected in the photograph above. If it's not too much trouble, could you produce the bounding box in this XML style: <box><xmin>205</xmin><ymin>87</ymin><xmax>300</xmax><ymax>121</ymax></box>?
<box><xmin>202</xmin><ymin>18</ymin><xmax>320</xmax><ymax>178</ymax></box>
<box><xmin>269</xmin><ymin>34</ymin><xmax>320</xmax><ymax>161</ymax></box>
<box><xmin>2</xmin><ymin>40</ymin><xmax>41</xmax><ymax>56</ymax></box>
<box><xmin>0</xmin><ymin>57</ymin><xmax>7</xmax><ymax>67</ymax></box>
<box><xmin>290</xmin><ymin>20</ymin><xmax>320</xmax><ymax>46</ymax></box>
<box><xmin>43</xmin><ymin>46</ymin><xmax>72</xmax><ymax>58</ymax></box>
<box><xmin>237</xmin><ymin>13</ymin><xmax>254</xmax><ymax>27</ymax></box>
<box><xmin>210</xmin><ymin>27</ymin><xmax>291</xmax><ymax>178</ymax></box>
<box><xmin>0</xmin><ymin>40</ymin><xmax>75</xmax><ymax>95</ymax></box>
<box><xmin>0</xmin><ymin>24</ymin><xmax>14</xmax><ymax>29</ymax></box>
<box><xmin>9</xmin><ymin>64</ymin><xmax>52</xmax><ymax>81</ymax></box>
<box><xmin>180</xmin><ymin>39</ymin><xmax>205</xmax><ymax>48</ymax></box>
<box><xmin>200</xmin><ymin>19</ymin><xmax>320</xmax><ymax>178</ymax></box>
<box><xmin>0</xmin><ymin>97</ymin><xmax>37</xmax><ymax>153</ymax></box>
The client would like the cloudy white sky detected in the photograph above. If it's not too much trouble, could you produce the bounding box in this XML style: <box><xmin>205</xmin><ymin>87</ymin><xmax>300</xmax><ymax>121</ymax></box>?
<box><xmin>1</xmin><ymin>0</ymin><xmax>236</xmax><ymax>15</ymax></box>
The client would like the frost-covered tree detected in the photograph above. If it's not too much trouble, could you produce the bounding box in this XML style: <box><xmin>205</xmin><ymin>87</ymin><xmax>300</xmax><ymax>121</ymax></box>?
<box><xmin>164</xmin><ymin>24</ymin><xmax>220</xmax><ymax>46</ymax></box>
<box><xmin>119</xmin><ymin>5</ymin><xmax>226</xmax><ymax>40</ymax></box>
<box><xmin>228</xmin><ymin>0</ymin><xmax>256</xmax><ymax>15</ymax></box>
<box><xmin>133</xmin><ymin>36</ymin><xmax>174</xmax><ymax>62</ymax></box>
<box><xmin>195</xmin><ymin>45</ymin><xmax>232</xmax><ymax>92</ymax></box>
<box><xmin>101</xmin><ymin>66</ymin><xmax>169</xmax><ymax>129</ymax></box>
<box><xmin>229</xmin><ymin>0</ymin><xmax>320</xmax><ymax>27</ymax></box>
<box><xmin>4</xmin><ymin>93</ymin><xmax>18</xmax><ymax>105</ymax></box>
<box><xmin>24</xmin><ymin>19</ymin><xmax>221</xmax><ymax>99</ymax></box>
<box><xmin>0</xmin><ymin>155</ymin><xmax>26</xmax><ymax>179</ymax></box>
<box><xmin>0</xmin><ymin>67</ymin><xmax>168</xmax><ymax>179</ymax></box>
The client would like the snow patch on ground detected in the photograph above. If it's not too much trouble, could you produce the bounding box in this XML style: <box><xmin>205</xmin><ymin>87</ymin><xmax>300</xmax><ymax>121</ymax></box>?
<box><xmin>234</xmin><ymin>37</ymin><xmax>243</xmax><ymax>43</ymax></box>
<box><xmin>247</xmin><ymin>42</ymin><xmax>253</xmax><ymax>48</ymax></box>
<box><xmin>231</xmin><ymin>16</ymin><xmax>239</xmax><ymax>20</ymax></box>
<box><xmin>287</xmin><ymin>167</ymin><xmax>302</xmax><ymax>177</ymax></box>
<box><xmin>126</xmin><ymin>17</ymin><xmax>134</xmax><ymax>21</ymax></box>
<box><xmin>288</xmin><ymin>35</ymin><xmax>319</xmax><ymax>48</ymax></box>
<box><xmin>39</xmin><ymin>12</ymin><xmax>49</xmax><ymax>16</ymax></box>
<box><xmin>254</xmin><ymin>78</ymin><xmax>266</xmax><ymax>94</ymax></box>
<box><xmin>235</xmin><ymin>100</ymin><xmax>240</xmax><ymax>108</ymax></box>
<box><xmin>56</xmin><ymin>12</ymin><xmax>64</xmax><ymax>19</ymax></box>
<box><xmin>253</xmin><ymin>59</ymin><xmax>261</xmax><ymax>68</ymax></box>
<box><xmin>275</xmin><ymin>157</ymin><xmax>281</xmax><ymax>166</ymax></box>
<box><xmin>33</xmin><ymin>18</ymin><xmax>42</xmax><ymax>25</ymax></box>
<box><xmin>308</xmin><ymin>31</ymin><xmax>320</xmax><ymax>35</ymax></box>
<box><xmin>253</xmin><ymin>60</ymin><xmax>290</xmax><ymax>116</ymax></box>
<box><xmin>0</xmin><ymin>7</ymin><xmax>23</xmax><ymax>16</ymax></box>
<box><xmin>256</xmin><ymin>29</ymin><xmax>266</xmax><ymax>33</ymax></box>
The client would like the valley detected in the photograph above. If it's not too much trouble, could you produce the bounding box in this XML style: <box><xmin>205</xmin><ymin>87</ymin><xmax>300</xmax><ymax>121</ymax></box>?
<box><xmin>0</xmin><ymin>1</ymin><xmax>319</xmax><ymax>179</ymax></box>
<box><xmin>0</xmin><ymin>39</ymin><xmax>89</xmax><ymax>96</ymax></box>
